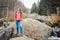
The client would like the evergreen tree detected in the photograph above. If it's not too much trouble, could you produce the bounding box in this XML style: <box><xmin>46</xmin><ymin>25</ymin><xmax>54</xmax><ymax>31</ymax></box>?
<box><xmin>38</xmin><ymin>0</ymin><xmax>52</xmax><ymax>15</ymax></box>
<box><xmin>38</xmin><ymin>0</ymin><xmax>47</xmax><ymax>15</ymax></box>
<box><xmin>31</xmin><ymin>3</ymin><xmax>38</xmax><ymax>13</ymax></box>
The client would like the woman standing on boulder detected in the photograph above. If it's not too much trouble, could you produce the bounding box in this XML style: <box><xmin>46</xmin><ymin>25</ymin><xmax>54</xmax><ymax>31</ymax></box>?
<box><xmin>14</xmin><ymin>8</ymin><xmax>23</xmax><ymax>36</ymax></box>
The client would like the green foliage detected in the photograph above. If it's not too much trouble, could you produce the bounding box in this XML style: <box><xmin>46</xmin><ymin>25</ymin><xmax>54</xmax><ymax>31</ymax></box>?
<box><xmin>38</xmin><ymin>0</ymin><xmax>53</xmax><ymax>15</ymax></box>
<box><xmin>31</xmin><ymin>3</ymin><xmax>38</xmax><ymax>13</ymax></box>
<box><xmin>38</xmin><ymin>0</ymin><xmax>48</xmax><ymax>15</ymax></box>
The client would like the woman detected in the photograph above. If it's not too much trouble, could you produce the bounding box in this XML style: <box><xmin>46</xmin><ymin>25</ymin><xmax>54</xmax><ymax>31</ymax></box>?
<box><xmin>14</xmin><ymin>8</ymin><xmax>23</xmax><ymax>36</ymax></box>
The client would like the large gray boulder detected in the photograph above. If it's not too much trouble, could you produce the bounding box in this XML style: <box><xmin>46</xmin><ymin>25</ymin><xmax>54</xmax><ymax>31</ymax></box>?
<box><xmin>22</xmin><ymin>18</ymin><xmax>52</xmax><ymax>40</ymax></box>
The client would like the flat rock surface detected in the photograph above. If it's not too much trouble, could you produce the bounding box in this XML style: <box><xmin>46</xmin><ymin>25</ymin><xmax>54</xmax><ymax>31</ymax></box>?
<box><xmin>10</xmin><ymin>35</ymin><xmax>34</xmax><ymax>40</ymax></box>
<box><xmin>22</xmin><ymin>18</ymin><xmax>52</xmax><ymax>40</ymax></box>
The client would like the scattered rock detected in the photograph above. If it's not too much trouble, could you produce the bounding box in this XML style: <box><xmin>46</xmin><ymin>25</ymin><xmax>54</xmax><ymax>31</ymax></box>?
<box><xmin>23</xmin><ymin>13</ymin><xmax>39</xmax><ymax>19</ymax></box>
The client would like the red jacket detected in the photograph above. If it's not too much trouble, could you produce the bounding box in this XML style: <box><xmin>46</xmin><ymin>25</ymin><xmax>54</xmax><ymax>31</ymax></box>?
<box><xmin>14</xmin><ymin>12</ymin><xmax>22</xmax><ymax>20</ymax></box>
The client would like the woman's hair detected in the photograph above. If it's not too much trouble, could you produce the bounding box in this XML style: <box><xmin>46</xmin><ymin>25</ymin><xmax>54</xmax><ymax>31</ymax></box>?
<box><xmin>16</xmin><ymin>8</ymin><xmax>22</xmax><ymax>13</ymax></box>
<box><xmin>16</xmin><ymin>8</ymin><xmax>21</xmax><ymax>12</ymax></box>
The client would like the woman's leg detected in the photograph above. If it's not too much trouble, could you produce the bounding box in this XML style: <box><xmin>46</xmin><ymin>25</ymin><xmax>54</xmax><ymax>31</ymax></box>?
<box><xmin>16</xmin><ymin>20</ymin><xmax>19</xmax><ymax>34</ymax></box>
<box><xmin>19</xmin><ymin>21</ymin><xmax>23</xmax><ymax>35</ymax></box>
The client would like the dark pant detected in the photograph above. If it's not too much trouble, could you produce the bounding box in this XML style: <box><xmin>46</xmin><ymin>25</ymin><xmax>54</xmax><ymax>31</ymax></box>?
<box><xmin>16</xmin><ymin>20</ymin><xmax>23</xmax><ymax>34</ymax></box>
